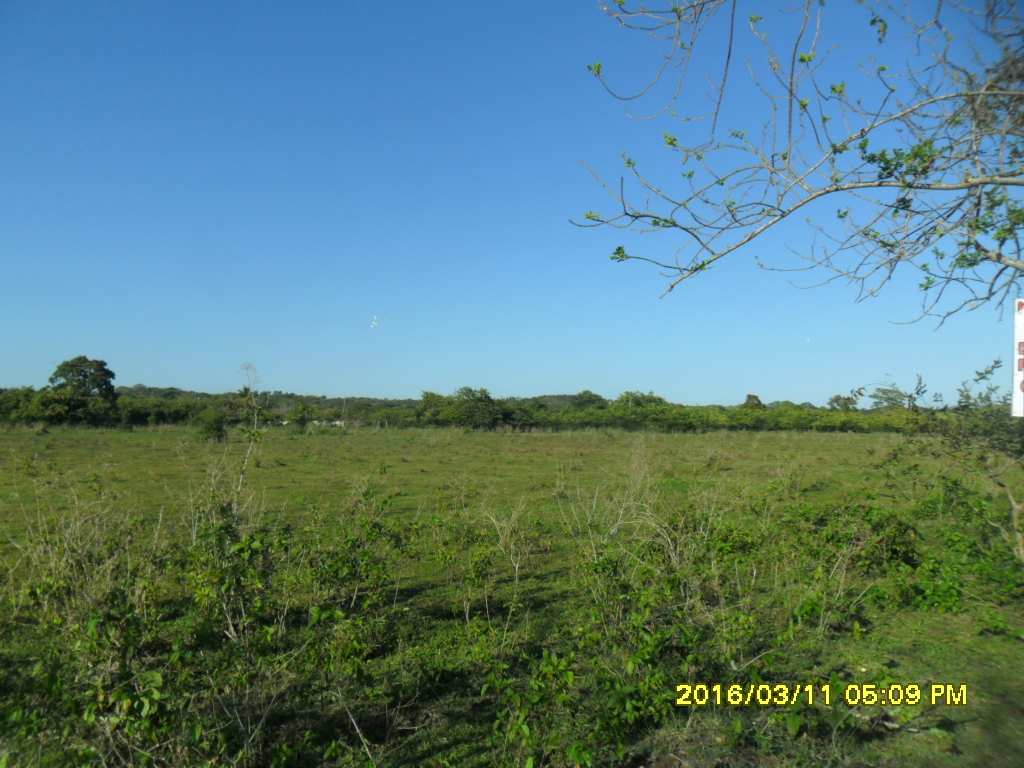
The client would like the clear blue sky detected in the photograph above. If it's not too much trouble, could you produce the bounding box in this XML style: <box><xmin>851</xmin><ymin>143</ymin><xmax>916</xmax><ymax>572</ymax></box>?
<box><xmin>0</xmin><ymin>2</ymin><xmax>1009</xmax><ymax>406</ymax></box>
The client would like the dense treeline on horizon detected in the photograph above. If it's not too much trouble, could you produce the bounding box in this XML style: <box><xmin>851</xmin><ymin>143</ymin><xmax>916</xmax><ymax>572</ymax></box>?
<box><xmin>0</xmin><ymin>356</ymin><xmax>964</xmax><ymax>436</ymax></box>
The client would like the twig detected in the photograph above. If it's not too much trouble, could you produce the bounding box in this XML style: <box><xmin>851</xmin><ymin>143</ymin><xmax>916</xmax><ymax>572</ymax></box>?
<box><xmin>345</xmin><ymin>704</ymin><xmax>378</xmax><ymax>768</ymax></box>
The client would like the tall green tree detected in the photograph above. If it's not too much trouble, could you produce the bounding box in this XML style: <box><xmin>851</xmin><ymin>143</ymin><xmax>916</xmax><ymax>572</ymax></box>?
<box><xmin>33</xmin><ymin>356</ymin><xmax>119</xmax><ymax>425</ymax></box>
<box><xmin>48</xmin><ymin>356</ymin><xmax>117</xmax><ymax>401</ymax></box>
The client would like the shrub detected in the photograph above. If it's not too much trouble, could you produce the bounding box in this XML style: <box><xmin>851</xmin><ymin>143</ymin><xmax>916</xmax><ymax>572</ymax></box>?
<box><xmin>194</xmin><ymin>409</ymin><xmax>228</xmax><ymax>442</ymax></box>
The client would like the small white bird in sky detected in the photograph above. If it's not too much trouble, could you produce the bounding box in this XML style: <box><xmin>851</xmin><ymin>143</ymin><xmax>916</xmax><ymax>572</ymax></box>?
<box><xmin>370</xmin><ymin>315</ymin><xmax>390</xmax><ymax>329</ymax></box>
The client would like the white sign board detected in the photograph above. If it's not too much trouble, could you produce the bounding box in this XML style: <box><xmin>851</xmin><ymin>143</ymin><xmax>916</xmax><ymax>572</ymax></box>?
<box><xmin>1015</xmin><ymin>298</ymin><xmax>1024</xmax><ymax>417</ymax></box>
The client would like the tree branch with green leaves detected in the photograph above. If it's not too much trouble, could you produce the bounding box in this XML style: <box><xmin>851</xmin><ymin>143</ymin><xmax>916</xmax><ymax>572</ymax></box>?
<box><xmin>578</xmin><ymin>0</ymin><xmax>1024</xmax><ymax>324</ymax></box>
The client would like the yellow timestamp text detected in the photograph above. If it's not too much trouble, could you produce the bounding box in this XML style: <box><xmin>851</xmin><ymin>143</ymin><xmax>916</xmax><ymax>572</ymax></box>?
<box><xmin>674</xmin><ymin>683</ymin><xmax>968</xmax><ymax>707</ymax></box>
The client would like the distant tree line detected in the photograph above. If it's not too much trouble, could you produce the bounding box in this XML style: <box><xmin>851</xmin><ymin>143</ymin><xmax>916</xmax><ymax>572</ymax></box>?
<box><xmin>405</xmin><ymin>388</ymin><xmax>939</xmax><ymax>433</ymax></box>
<box><xmin>0</xmin><ymin>356</ymin><xmax>958</xmax><ymax>435</ymax></box>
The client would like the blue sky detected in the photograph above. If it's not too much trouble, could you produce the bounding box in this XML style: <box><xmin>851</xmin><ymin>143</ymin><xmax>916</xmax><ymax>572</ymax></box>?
<box><xmin>0</xmin><ymin>2</ymin><xmax>1010</xmax><ymax>406</ymax></box>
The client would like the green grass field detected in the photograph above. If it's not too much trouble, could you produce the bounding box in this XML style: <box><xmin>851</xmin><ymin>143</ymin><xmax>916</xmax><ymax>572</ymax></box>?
<box><xmin>2</xmin><ymin>425</ymin><xmax>1023</xmax><ymax>767</ymax></box>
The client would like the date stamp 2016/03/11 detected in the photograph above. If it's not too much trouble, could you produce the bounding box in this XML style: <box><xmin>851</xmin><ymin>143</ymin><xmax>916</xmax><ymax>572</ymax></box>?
<box><xmin>674</xmin><ymin>683</ymin><xmax>968</xmax><ymax>708</ymax></box>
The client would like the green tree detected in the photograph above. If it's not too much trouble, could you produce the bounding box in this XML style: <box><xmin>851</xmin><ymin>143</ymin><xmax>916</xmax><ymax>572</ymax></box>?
<box><xmin>768</xmin><ymin>403</ymin><xmax>820</xmax><ymax>430</ymax></box>
<box><xmin>194</xmin><ymin>407</ymin><xmax>228</xmax><ymax>442</ymax></box>
<box><xmin>727</xmin><ymin>395</ymin><xmax>770</xmax><ymax>430</ymax></box>
<box><xmin>568</xmin><ymin>390</ymin><xmax>609</xmax><ymax>411</ymax></box>
<box><xmin>827</xmin><ymin>390</ymin><xmax>864</xmax><ymax>412</ymax></box>
<box><xmin>498</xmin><ymin>397</ymin><xmax>543</xmax><ymax>430</ymax></box>
<box><xmin>606</xmin><ymin>391</ymin><xmax>671</xmax><ymax>429</ymax></box>
<box><xmin>739</xmin><ymin>394</ymin><xmax>767</xmax><ymax>411</ymax></box>
<box><xmin>286</xmin><ymin>401</ymin><xmax>317</xmax><ymax>428</ymax></box>
<box><xmin>0</xmin><ymin>387</ymin><xmax>37</xmax><ymax>423</ymax></box>
<box><xmin>869</xmin><ymin>376</ymin><xmax>930</xmax><ymax>411</ymax></box>
<box><xmin>613</xmin><ymin>391</ymin><xmax>668</xmax><ymax>411</ymax></box>
<box><xmin>579</xmin><ymin>1</ymin><xmax>1024</xmax><ymax>323</ymax></box>
<box><xmin>417</xmin><ymin>391</ymin><xmax>455</xmax><ymax>426</ymax></box>
<box><xmin>450</xmin><ymin>387</ymin><xmax>502</xmax><ymax>430</ymax></box>
<box><xmin>49</xmin><ymin>356</ymin><xmax>117</xmax><ymax>401</ymax></box>
<box><xmin>33</xmin><ymin>356</ymin><xmax>119</xmax><ymax>425</ymax></box>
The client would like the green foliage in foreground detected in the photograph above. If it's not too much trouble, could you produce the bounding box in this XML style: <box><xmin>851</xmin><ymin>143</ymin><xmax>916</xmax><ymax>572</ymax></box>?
<box><xmin>1</xmin><ymin>429</ymin><xmax>1023</xmax><ymax>767</ymax></box>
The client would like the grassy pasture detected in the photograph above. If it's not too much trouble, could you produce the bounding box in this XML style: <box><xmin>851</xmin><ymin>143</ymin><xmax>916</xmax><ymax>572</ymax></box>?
<box><xmin>1</xmin><ymin>425</ymin><xmax>1023</xmax><ymax>767</ymax></box>
<box><xmin>1</xmin><ymin>426</ymin><xmax>902</xmax><ymax>540</ymax></box>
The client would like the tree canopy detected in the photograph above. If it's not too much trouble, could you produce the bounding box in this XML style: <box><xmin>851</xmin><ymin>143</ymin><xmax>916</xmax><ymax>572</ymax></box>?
<box><xmin>579</xmin><ymin>0</ymin><xmax>1023</xmax><ymax>323</ymax></box>
<box><xmin>48</xmin><ymin>356</ymin><xmax>117</xmax><ymax>403</ymax></box>
<box><xmin>34</xmin><ymin>356</ymin><xmax>119</xmax><ymax>425</ymax></box>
